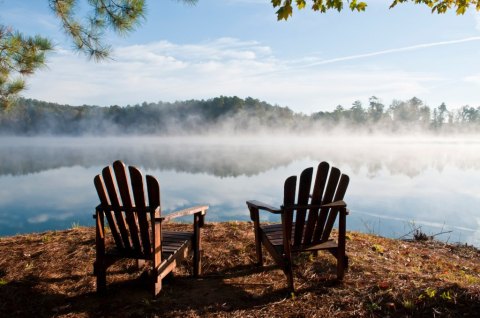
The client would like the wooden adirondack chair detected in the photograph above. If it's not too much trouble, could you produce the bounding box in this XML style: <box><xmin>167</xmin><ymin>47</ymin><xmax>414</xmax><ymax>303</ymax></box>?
<box><xmin>93</xmin><ymin>160</ymin><xmax>208</xmax><ymax>296</ymax></box>
<box><xmin>246</xmin><ymin>161</ymin><xmax>350</xmax><ymax>291</ymax></box>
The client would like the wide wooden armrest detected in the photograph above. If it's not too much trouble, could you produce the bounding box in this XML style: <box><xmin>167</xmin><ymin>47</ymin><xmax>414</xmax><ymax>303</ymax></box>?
<box><xmin>321</xmin><ymin>201</ymin><xmax>349</xmax><ymax>215</ymax></box>
<box><xmin>246</xmin><ymin>200</ymin><xmax>282</xmax><ymax>214</ymax></box>
<box><xmin>321</xmin><ymin>200</ymin><xmax>347</xmax><ymax>209</ymax></box>
<box><xmin>157</xmin><ymin>205</ymin><xmax>209</xmax><ymax>223</ymax></box>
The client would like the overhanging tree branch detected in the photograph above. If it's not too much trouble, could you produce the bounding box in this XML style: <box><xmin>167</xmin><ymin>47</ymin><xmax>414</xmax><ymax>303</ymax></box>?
<box><xmin>273</xmin><ymin>0</ymin><xmax>480</xmax><ymax>20</ymax></box>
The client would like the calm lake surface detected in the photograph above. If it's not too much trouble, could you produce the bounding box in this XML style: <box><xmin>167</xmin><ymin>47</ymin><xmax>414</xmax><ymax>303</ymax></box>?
<box><xmin>1</xmin><ymin>136</ymin><xmax>479</xmax><ymax>247</ymax></box>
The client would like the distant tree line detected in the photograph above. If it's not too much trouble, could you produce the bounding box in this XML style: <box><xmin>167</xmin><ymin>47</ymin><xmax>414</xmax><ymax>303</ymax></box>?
<box><xmin>0</xmin><ymin>96</ymin><xmax>479</xmax><ymax>135</ymax></box>
<box><xmin>311</xmin><ymin>96</ymin><xmax>480</xmax><ymax>133</ymax></box>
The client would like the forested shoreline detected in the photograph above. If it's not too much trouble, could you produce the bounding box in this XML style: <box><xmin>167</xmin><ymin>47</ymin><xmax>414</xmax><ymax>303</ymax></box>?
<box><xmin>0</xmin><ymin>96</ymin><xmax>479</xmax><ymax>135</ymax></box>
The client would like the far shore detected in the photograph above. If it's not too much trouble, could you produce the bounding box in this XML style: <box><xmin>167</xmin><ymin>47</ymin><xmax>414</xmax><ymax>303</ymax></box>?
<box><xmin>0</xmin><ymin>221</ymin><xmax>479</xmax><ymax>317</ymax></box>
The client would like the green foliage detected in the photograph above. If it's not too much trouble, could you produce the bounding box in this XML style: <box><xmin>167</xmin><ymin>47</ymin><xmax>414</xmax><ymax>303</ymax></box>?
<box><xmin>273</xmin><ymin>0</ymin><xmax>367</xmax><ymax>20</ymax></box>
<box><xmin>424</xmin><ymin>287</ymin><xmax>437</xmax><ymax>298</ymax></box>
<box><xmin>0</xmin><ymin>27</ymin><xmax>52</xmax><ymax>110</ymax></box>
<box><xmin>440</xmin><ymin>290</ymin><xmax>452</xmax><ymax>301</ymax></box>
<box><xmin>402</xmin><ymin>299</ymin><xmax>415</xmax><ymax>310</ymax></box>
<box><xmin>1</xmin><ymin>1</ymin><xmax>204</xmax><ymax>109</ymax></box>
<box><xmin>366</xmin><ymin>301</ymin><xmax>382</xmax><ymax>312</ymax></box>
<box><xmin>273</xmin><ymin>0</ymin><xmax>480</xmax><ymax>20</ymax></box>
<box><xmin>0</xmin><ymin>0</ymin><xmax>149</xmax><ymax>109</ymax></box>
<box><xmin>49</xmin><ymin>0</ymin><xmax>146</xmax><ymax>60</ymax></box>
<box><xmin>372</xmin><ymin>244</ymin><xmax>384</xmax><ymax>254</ymax></box>
<box><xmin>390</xmin><ymin>0</ymin><xmax>480</xmax><ymax>14</ymax></box>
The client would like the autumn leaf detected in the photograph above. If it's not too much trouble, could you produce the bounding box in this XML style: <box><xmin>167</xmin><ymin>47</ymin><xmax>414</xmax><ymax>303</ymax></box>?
<box><xmin>296</xmin><ymin>0</ymin><xmax>306</xmax><ymax>10</ymax></box>
<box><xmin>276</xmin><ymin>3</ymin><xmax>293</xmax><ymax>20</ymax></box>
<box><xmin>271</xmin><ymin>0</ymin><xmax>282</xmax><ymax>7</ymax></box>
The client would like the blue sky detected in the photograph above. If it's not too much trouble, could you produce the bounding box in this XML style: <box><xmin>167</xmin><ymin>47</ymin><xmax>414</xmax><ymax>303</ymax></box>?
<box><xmin>1</xmin><ymin>0</ymin><xmax>480</xmax><ymax>113</ymax></box>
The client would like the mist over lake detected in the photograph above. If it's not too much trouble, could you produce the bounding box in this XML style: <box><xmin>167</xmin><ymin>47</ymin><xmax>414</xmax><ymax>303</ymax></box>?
<box><xmin>0</xmin><ymin>135</ymin><xmax>479</xmax><ymax>247</ymax></box>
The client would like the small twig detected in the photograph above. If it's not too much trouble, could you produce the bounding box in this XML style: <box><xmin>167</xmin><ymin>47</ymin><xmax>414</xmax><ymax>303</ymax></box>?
<box><xmin>397</xmin><ymin>228</ymin><xmax>417</xmax><ymax>240</ymax></box>
<box><xmin>430</xmin><ymin>230</ymin><xmax>453</xmax><ymax>238</ymax></box>
<box><xmin>227</xmin><ymin>282</ymin><xmax>273</xmax><ymax>286</ymax></box>
<box><xmin>252</xmin><ymin>297</ymin><xmax>287</xmax><ymax>309</ymax></box>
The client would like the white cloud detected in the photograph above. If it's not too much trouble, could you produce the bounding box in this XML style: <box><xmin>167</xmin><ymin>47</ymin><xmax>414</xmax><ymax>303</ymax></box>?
<box><xmin>464</xmin><ymin>74</ymin><xmax>480</xmax><ymax>85</ymax></box>
<box><xmin>23</xmin><ymin>37</ymin><xmax>475</xmax><ymax>113</ymax></box>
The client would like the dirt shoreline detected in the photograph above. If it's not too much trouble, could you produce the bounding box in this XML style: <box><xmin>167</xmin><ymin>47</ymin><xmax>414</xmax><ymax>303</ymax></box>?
<box><xmin>0</xmin><ymin>221</ymin><xmax>479</xmax><ymax>317</ymax></box>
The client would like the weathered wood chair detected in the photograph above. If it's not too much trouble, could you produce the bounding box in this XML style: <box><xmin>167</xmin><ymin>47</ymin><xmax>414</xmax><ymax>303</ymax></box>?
<box><xmin>93</xmin><ymin>160</ymin><xmax>208</xmax><ymax>296</ymax></box>
<box><xmin>246</xmin><ymin>161</ymin><xmax>350</xmax><ymax>291</ymax></box>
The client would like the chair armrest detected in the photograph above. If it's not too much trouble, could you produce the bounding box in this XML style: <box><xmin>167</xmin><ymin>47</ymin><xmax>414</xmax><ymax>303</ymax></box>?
<box><xmin>321</xmin><ymin>200</ymin><xmax>347</xmax><ymax>209</ymax></box>
<box><xmin>324</xmin><ymin>200</ymin><xmax>349</xmax><ymax>215</ymax></box>
<box><xmin>93</xmin><ymin>204</ymin><xmax>103</xmax><ymax>218</ymax></box>
<box><xmin>246</xmin><ymin>200</ymin><xmax>282</xmax><ymax>214</ymax></box>
<box><xmin>157</xmin><ymin>205</ymin><xmax>208</xmax><ymax>223</ymax></box>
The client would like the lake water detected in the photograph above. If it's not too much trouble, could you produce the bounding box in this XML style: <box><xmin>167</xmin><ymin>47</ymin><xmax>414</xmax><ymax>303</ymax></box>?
<box><xmin>1</xmin><ymin>136</ymin><xmax>479</xmax><ymax>247</ymax></box>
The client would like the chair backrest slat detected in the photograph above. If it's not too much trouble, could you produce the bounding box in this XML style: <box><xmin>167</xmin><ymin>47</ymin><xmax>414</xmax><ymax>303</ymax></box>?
<box><xmin>313</xmin><ymin>166</ymin><xmax>341</xmax><ymax>242</ymax></box>
<box><xmin>146</xmin><ymin>175</ymin><xmax>161</xmax><ymax>265</ymax></box>
<box><xmin>303</xmin><ymin>162</ymin><xmax>329</xmax><ymax>245</ymax></box>
<box><xmin>129</xmin><ymin>166</ymin><xmax>152</xmax><ymax>257</ymax></box>
<box><xmin>293</xmin><ymin>167</ymin><xmax>313</xmax><ymax>246</ymax></box>
<box><xmin>321</xmin><ymin>174</ymin><xmax>349</xmax><ymax>242</ymax></box>
<box><xmin>283</xmin><ymin>176</ymin><xmax>297</xmax><ymax>250</ymax></box>
<box><xmin>94</xmin><ymin>175</ymin><xmax>123</xmax><ymax>249</ymax></box>
<box><xmin>146</xmin><ymin>175</ymin><xmax>160</xmax><ymax>211</ymax></box>
<box><xmin>112</xmin><ymin>161</ymin><xmax>142</xmax><ymax>253</ymax></box>
<box><xmin>101</xmin><ymin>165</ymin><xmax>131</xmax><ymax>250</ymax></box>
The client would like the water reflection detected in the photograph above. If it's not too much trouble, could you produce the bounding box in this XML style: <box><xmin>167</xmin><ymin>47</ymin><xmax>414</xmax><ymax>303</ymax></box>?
<box><xmin>1</xmin><ymin>136</ymin><xmax>480</xmax><ymax>178</ymax></box>
<box><xmin>0</xmin><ymin>136</ymin><xmax>479</xmax><ymax>247</ymax></box>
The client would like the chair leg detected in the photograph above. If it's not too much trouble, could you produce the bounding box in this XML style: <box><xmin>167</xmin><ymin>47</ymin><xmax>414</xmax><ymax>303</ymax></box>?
<box><xmin>336</xmin><ymin>250</ymin><xmax>346</xmax><ymax>280</ymax></box>
<box><xmin>193</xmin><ymin>247</ymin><xmax>201</xmax><ymax>277</ymax></box>
<box><xmin>253</xmin><ymin>222</ymin><xmax>263</xmax><ymax>266</ymax></box>
<box><xmin>153</xmin><ymin>276</ymin><xmax>162</xmax><ymax>297</ymax></box>
<box><xmin>94</xmin><ymin>212</ymin><xmax>107</xmax><ymax>294</ymax></box>
<box><xmin>285</xmin><ymin>263</ymin><xmax>294</xmax><ymax>291</ymax></box>
<box><xmin>193</xmin><ymin>214</ymin><xmax>202</xmax><ymax>277</ymax></box>
<box><xmin>94</xmin><ymin>262</ymin><xmax>107</xmax><ymax>293</ymax></box>
<box><xmin>327</xmin><ymin>248</ymin><xmax>348</xmax><ymax>280</ymax></box>
<box><xmin>337</xmin><ymin>208</ymin><xmax>347</xmax><ymax>280</ymax></box>
<box><xmin>255</xmin><ymin>236</ymin><xmax>263</xmax><ymax>266</ymax></box>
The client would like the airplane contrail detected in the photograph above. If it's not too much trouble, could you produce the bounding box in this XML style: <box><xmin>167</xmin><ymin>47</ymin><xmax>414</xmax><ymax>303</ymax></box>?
<box><xmin>302</xmin><ymin>36</ymin><xmax>480</xmax><ymax>67</ymax></box>
<box><xmin>249</xmin><ymin>36</ymin><xmax>480</xmax><ymax>78</ymax></box>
